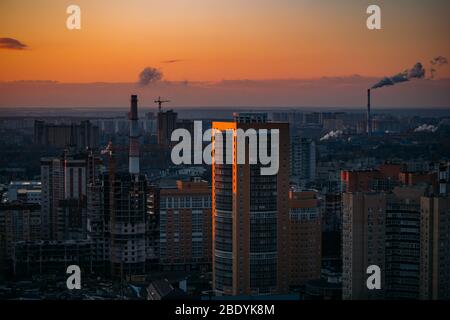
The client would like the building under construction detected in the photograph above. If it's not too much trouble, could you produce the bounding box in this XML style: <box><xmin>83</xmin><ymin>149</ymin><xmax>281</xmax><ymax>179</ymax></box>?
<box><xmin>10</xmin><ymin>95</ymin><xmax>160</xmax><ymax>279</ymax></box>
<box><xmin>12</xmin><ymin>240</ymin><xmax>92</xmax><ymax>276</ymax></box>
<box><xmin>108</xmin><ymin>95</ymin><xmax>158</xmax><ymax>278</ymax></box>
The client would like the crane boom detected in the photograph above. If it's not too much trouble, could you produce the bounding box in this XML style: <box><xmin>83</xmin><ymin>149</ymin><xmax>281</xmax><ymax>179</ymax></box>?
<box><xmin>154</xmin><ymin>96</ymin><xmax>170</xmax><ymax>112</ymax></box>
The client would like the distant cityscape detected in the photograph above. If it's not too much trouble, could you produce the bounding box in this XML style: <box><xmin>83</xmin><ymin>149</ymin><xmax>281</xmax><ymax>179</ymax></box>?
<box><xmin>0</xmin><ymin>95</ymin><xmax>449</xmax><ymax>300</ymax></box>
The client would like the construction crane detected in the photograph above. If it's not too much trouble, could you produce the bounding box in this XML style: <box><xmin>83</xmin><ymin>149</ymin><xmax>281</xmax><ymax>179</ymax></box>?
<box><xmin>154</xmin><ymin>96</ymin><xmax>170</xmax><ymax>112</ymax></box>
<box><xmin>100</xmin><ymin>140</ymin><xmax>114</xmax><ymax>156</ymax></box>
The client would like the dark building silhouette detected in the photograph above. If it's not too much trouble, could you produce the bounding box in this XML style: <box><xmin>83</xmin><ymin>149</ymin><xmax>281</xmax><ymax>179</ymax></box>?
<box><xmin>157</xmin><ymin>110</ymin><xmax>177</xmax><ymax>147</ymax></box>
<box><xmin>34</xmin><ymin>120</ymin><xmax>99</xmax><ymax>149</ymax></box>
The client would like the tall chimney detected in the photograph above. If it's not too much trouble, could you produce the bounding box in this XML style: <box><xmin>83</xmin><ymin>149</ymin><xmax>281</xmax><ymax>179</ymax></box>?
<box><xmin>129</xmin><ymin>95</ymin><xmax>140</xmax><ymax>175</ymax></box>
<box><xmin>367</xmin><ymin>89</ymin><xmax>372</xmax><ymax>136</ymax></box>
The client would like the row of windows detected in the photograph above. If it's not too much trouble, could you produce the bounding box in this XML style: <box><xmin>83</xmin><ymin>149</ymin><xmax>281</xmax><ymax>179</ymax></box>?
<box><xmin>290</xmin><ymin>207</ymin><xmax>319</xmax><ymax>220</ymax></box>
<box><xmin>160</xmin><ymin>196</ymin><xmax>211</xmax><ymax>209</ymax></box>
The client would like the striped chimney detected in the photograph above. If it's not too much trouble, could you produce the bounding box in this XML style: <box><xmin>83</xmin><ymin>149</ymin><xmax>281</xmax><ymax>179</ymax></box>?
<box><xmin>129</xmin><ymin>95</ymin><xmax>140</xmax><ymax>175</ymax></box>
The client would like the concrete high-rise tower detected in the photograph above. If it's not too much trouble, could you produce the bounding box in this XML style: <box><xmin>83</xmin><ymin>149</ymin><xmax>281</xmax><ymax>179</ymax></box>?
<box><xmin>420</xmin><ymin>163</ymin><xmax>450</xmax><ymax>300</ymax></box>
<box><xmin>291</xmin><ymin>137</ymin><xmax>316</xmax><ymax>186</ymax></box>
<box><xmin>157</xmin><ymin>110</ymin><xmax>178</xmax><ymax>147</ymax></box>
<box><xmin>342</xmin><ymin>192</ymin><xmax>386</xmax><ymax>300</ymax></box>
<box><xmin>212</xmin><ymin>113</ymin><xmax>290</xmax><ymax>296</ymax></box>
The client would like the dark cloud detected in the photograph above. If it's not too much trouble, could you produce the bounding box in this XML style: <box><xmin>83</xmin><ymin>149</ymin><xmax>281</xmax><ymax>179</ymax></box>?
<box><xmin>161</xmin><ymin>59</ymin><xmax>185</xmax><ymax>64</ymax></box>
<box><xmin>138</xmin><ymin>67</ymin><xmax>163</xmax><ymax>86</ymax></box>
<box><xmin>0</xmin><ymin>37</ymin><xmax>28</xmax><ymax>50</ymax></box>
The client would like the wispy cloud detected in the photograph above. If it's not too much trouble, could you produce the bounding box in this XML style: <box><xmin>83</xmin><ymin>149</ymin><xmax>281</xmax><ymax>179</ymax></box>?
<box><xmin>0</xmin><ymin>37</ymin><xmax>28</xmax><ymax>50</ymax></box>
<box><xmin>161</xmin><ymin>59</ymin><xmax>185</xmax><ymax>64</ymax></box>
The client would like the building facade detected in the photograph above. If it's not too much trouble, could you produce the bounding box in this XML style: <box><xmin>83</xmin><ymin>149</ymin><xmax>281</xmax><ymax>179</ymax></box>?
<box><xmin>41</xmin><ymin>149</ymin><xmax>99</xmax><ymax>241</ymax></box>
<box><xmin>159</xmin><ymin>179</ymin><xmax>212</xmax><ymax>271</ymax></box>
<box><xmin>420</xmin><ymin>195</ymin><xmax>450</xmax><ymax>299</ymax></box>
<box><xmin>342</xmin><ymin>192</ymin><xmax>386</xmax><ymax>300</ymax></box>
<box><xmin>291</xmin><ymin>137</ymin><xmax>316</xmax><ymax>185</ymax></box>
<box><xmin>288</xmin><ymin>190</ymin><xmax>322</xmax><ymax>287</ymax></box>
<box><xmin>212</xmin><ymin>113</ymin><xmax>290</xmax><ymax>296</ymax></box>
<box><xmin>34</xmin><ymin>120</ymin><xmax>99</xmax><ymax>149</ymax></box>
<box><xmin>157</xmin><ymin>110</ymin><xmax>178</xmax><ymax>147</ymax></box>
<box><xmin>0</xmin><ymin>203</ymin><xmax>41</xmax><ymax>265</ymax></box>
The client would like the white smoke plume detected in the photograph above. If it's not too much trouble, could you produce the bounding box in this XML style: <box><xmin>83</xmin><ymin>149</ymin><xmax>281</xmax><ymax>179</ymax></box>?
<box><xmin>414</xmin><ymin>124</ymin><xmax>438</xmax><ymax>133</ymax></box>
<box><xmin>320</xmin><ymin>130</ymin><xmax>343</xmax><ymax>141</ymax></box>
<box><xmin>372</xmin><ymin>62</ymin><xmax>425</xmax><ymax>89</ymax></box>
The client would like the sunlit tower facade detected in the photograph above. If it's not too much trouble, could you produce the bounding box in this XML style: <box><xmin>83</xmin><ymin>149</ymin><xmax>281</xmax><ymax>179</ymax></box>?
<box><xmin>212</xmin><ymin>113</ymin><xmax>290</xmax><ymax>296</ymax></box>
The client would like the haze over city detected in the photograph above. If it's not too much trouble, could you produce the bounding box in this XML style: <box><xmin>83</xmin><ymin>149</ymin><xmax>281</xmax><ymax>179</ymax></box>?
<box><xmin>1</xmin><ymin>0</ymin><xmax>449</xmax><ymax>107</ymax></box>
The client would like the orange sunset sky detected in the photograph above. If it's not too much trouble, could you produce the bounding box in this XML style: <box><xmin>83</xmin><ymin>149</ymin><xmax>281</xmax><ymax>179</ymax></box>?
<box><xmin>0</xmin><ymin>0</ymin><xmax>449</xmax><ymax>107</ymax></box>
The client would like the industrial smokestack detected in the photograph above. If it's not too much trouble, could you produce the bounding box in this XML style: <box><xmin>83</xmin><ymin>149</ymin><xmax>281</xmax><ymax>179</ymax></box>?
<box><xmin>367</xmin><ymin>89</ymin><xmax>372</xmax><ymax>136</ymax></box>
<box><xmin>129</xmin><ymin>95</ymin><xmax>140</xmax><ymax>175</ymax></box>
